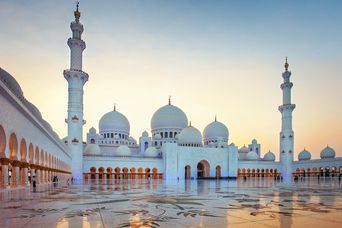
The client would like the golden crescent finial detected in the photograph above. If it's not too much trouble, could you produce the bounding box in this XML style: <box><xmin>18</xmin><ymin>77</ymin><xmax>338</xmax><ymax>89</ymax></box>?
<box><xmin>114</xmin><ymin>103</ymin><xmax>116</xmax><ymax>112</ymax></box>
<box><xmin>74</xmin><ymin>1</ymin><xmax>81</xmax><ymax>20</ymax></box>
<box><xmin>168</xmin><ymin>96</ymin><xmax>171</xmax><ymax>105</ymax></box>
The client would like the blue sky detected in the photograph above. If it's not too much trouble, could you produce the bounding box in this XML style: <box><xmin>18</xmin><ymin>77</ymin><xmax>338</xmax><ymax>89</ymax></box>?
<box><xmin>0</xmin><ymin>0</ymin><xmax>341</xmax><ymax>159</ymax></box>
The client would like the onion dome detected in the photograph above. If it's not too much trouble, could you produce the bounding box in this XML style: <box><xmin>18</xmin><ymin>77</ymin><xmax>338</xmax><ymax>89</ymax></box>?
<box><xmin>154</xmin><ymin>133</ymin><xmax>162</xmax><ymax>140</ymax></box>
<box><xmin>144</xmin><ymin>147</ymin><xmax>159</xmax><ymax>157</ymax></box>
<box><xmin>239</xmin><ymin>145</ymin><xmax>249</xmax><ymax>154</ymax></box>
<box><xmin>320</xmin><ymin>146</ymin><xmax>336</xmax><ymax>159</ymax></box>
<box><xmin>151</xmin><ymin>99</ymin><xmax>188</xmax><ymax>130</ymax></box>
<box><xmin>298</xmin><ymin>149</ymin><xmax>311</xmax><ymax>161</ymax></box>
<box><xmin>142</xmin><ymin>131</ymin><xmax>149</xmax><ymax>137</ymax></box>
<box><xmin>0</xmin><ymin>67</ymin><xmax>24</xmax><ymax>99</ymax></box>
<box><xmin>89</xmin><ymin>127</ymin><xmax>96</xmax><ymax>134</ymax></box>
<box><xmin>246</xmin><ymin>151</ymin><xmax>259</xmax><ymax>161</ymax></box>
<box><xmin>263</xmin><ymin>151</ymin><xmax>275</xmax><ymax>161</ymax></box>
<box><xmin>84</xmin><ymin>144</ymin><xmax>101</xmax><ymax>155</ymax></box>
<box><xmin>99</xmin><ymin>107</ymin><xmax>130</xmax><ymax>133</ymax></box>
<box><xmin>203</xmin><ymin>117</ymin><xmax>229</xmax><ymax>142</ymax></box>
<box><xmin>178</xmin><ymin>123</ymin><xmax>202</xmax><ymax>147</ymax></box>
<box><xmin>116</xmin><ymin>145</ymin><xmax>131</xmax><ymax>156</ymax></box>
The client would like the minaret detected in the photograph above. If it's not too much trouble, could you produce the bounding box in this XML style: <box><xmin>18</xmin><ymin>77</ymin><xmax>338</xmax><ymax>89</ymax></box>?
<box><xmin>278</xmin><ymin>57</ymin><xmax>295</xmax><ymax>182</ymax></box>
<box><xmin>64</xmin><ymin>2</ymin><xmax>89</xmax><ymax>181</ymax></box>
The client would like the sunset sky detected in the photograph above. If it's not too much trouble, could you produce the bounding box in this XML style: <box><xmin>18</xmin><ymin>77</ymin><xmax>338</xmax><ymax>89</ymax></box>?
<box><xmin>0</xmin><ymin>0</ymin><xmax>341</xmax><ymax>160</ymax></box>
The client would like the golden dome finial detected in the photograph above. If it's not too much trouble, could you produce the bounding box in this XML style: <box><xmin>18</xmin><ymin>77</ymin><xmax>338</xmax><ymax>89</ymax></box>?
<box><xmin>215</xmin><ymin>114</ymin><xmax>217</xmax><ymax>122</ymax></box>
<box><xmin>74</xmin><ymin>1</ymin><xmax>81</xmax><ymax>20</ymax></box>
<box><xmin>189</xmin><ymin>121</ymin><xmax>192</xmax><ymax>127</ymax></box>
<box><xmin>168</xmin><ymin>95</ymin><xmax>171</xmax><ymax>105</ymax></box>
<box><xmin>114</xmin><ymin>103</ymin><xmax>116</xmax><ymax>112</ymax></box>
<box><xmin>284</xmin><ymin>56</ymin><xmax>289</xmax><ymax>71</ymax></box>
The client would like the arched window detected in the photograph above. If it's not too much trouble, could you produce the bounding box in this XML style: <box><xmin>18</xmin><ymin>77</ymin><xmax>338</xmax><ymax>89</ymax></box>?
<box><xmin>90</xmin><ymin>139</ymin><xmax>95</xmax><ymax>144</ymax></box>
<box><xmin>111</xmin><ymin>133</ymin><xmax>114</xmax><ymax>138</ymax></box>
<box><xmin>144</xmin><ymin>142</ymin><xmax>148</xmax><ymax>151</ymax></box>
<box><xmin>169</xmin><ymin>132</ymin><xmax>173</xmax><ymax>138</ymax></box>
<box><xmin>165</xmin><ymin>132</ymin><xmax>168</xmax><ymax>138</ymax></box>
<box><xmin>161</xmin><ymin>132</ymin><xmax>163</xmax><ymax>138</ymax></box>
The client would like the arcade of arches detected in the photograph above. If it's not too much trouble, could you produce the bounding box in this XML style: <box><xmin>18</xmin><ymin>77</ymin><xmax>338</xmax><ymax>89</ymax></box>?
<box><xmin>237</xmin><ymin>167</ymin><xmax>342</xmax><ymax>178</ymax></box>
<box><xmin>84</xmin><ymin>167</ymin><xmax>162</xmax><ymax>180</ymax></box>
<box><xmin>0</xmin><ymin>125</ymin><xmax>71</xmax><ymax>189</ymax></box>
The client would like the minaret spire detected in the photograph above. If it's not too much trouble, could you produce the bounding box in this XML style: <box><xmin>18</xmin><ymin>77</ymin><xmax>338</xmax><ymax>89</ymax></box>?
<box><xmin>278</xmin><ymin>57</ymin><xmax>295</xmax><ymax>183</ymax></box>
<box><xmin>74</xmin><ymin>1</ymin><xmax>81</xmax><ymax>22</ymax></box>
<box><xmin>64</xmin><ymin>3</ymin><xmax>89</xmax><ymax>182</ymax></box>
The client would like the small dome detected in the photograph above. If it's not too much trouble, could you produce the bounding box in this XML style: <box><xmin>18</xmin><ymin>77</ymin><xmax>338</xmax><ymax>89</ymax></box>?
<box><xmin>151</xmin><ymin>103</ymin><xmax>188</xmax><ymax>130</ymax></box>
<box><xmin>99</xmin><ymin>110</ymin><xmax>130</xmax><ymax>133</ymax></box>
<box><xmin>246</xmin><ymin>151</ymin><xmax>259</xmax><ymax>161</ymax></box>
<box><xmin>263</xmin><ymin>151</ymin><xmax>275</xmax><ymax>161</ymax></box>
<box><xmin>203</xmin><ymin>119</ymin><xmax>229</xmax><ymax>142</ymax></box>
<box><xmin>178</xmin><ymin>125</ymin><xmax>202</xmax><ymax>146</ymax></box>
<box><xmin>84</xmin><ymin>144</ymin><xmax>101</xmax><ymax>155</ymax></box>
<box><xmin>144</xmin><ymin>147</ymin><xmax>159</xmax><ymax>157</ymax></box>
<box><xmin>252</xmin><ymin>139</ymin><xmax>257</xmax><ymax>144</ymax></box>
<box><xmin>116</xmin><ymin>145</ymin><xmax>131</xmax><ymax>156</ymax></box>
<box><xmin>24</xmin><ymin>100</ymin><xmax>42</xmax><ymax>119</ymax></box>
<box><xmin>129</xmin><ymin>136</ymin><xmax>136</xmax><ymax>143</ymax></box>
<box><xmin>320</xmin><ymin>146</ymin><xmax>335</xmax><ymax>159</ymax></box>
<box><xmin>298</xmin><ymin>149</ymin><xmax>311</xmax><ymax>161</ymax></box>
<box><xmin>42</xmin><ymin>120</ymin><xmax>53</xmax><ymax>132</ymax></box>
<box><xmin>89</xmin><ymin>127</ymin><xmax>96</xmax><ymax>134</ymax></box>
<box><xmin>142</xmin><ymin>131</ymin><xmax>149</xmax><ymax>137</ymax></box>
<box><xmin>0</xmin><ymin>67</ymin><xmax>24</xmax><ymax>98</ymax></box>
<box><xmin>239</xmin><ymin>145</ymin><xmax>249</xmax><ymax>153</ymax></box>
<box><xmin>154</xmin><ymin>133</ymin><xmax>162</xmax><ymax>140</ymax></box>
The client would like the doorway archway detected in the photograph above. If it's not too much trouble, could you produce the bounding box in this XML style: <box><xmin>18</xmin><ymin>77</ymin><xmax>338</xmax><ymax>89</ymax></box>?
<box><xmin>185</xmin><ymin>165</ymin><xmax>191</xmax><ymax>179</ymax></box>
<box><xmin>197</xmin><ymin>160</ymin><xmax>210</xmax><ymax>179</ymax></box>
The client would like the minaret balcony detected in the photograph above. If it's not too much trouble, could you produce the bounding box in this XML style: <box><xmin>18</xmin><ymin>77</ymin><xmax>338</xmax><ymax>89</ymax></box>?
<box><xmin>280</xmin><ymin>82</ymin><xmax>293</xmax><ymax>89</ymax></box>
<box><xmin>63</xmin><ymin>69</ymin><xmax>89</xmax><ymax>84</ymax></box>
<box><xmin>67</xmin><ymin>38</ymin><xmax>86</xmax><ymax>50</ymax></box>
<box><xmin>278</xmin><ymin>104</ymin><xmax>296</xmax><ymax>112</ymax></box>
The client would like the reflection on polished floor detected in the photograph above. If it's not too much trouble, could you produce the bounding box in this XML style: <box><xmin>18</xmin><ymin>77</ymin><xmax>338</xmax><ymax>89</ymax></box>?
<box><xmin>0</xmin><ymin>178</ymin><xmax>342</xmax><ymax>227</ymax></box>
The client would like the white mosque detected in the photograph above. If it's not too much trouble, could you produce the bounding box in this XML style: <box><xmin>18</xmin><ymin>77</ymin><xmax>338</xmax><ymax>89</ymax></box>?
<box><xmin>0</xmin><ymin>4</ymin><xmax>342</xmax><ymax>188</ymax></box>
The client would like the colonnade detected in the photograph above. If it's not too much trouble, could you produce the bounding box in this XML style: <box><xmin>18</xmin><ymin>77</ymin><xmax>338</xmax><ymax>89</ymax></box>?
<box><xmin>0</xmin><ymin>125</ymin><xmax>71</xmax><ymax>189</ymax></box>
<box><xmin>83</xmin><ymin>167</ymin><xmax>163</xmax><ymax>181</ymax></box>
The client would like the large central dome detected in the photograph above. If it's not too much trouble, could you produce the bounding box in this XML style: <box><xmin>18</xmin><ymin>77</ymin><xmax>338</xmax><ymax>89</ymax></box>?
<box><xmin>99</xmin><ymin>110</ymin><xmax>130</xmax><ymax>133</ymax></box>
<box><xmin>151</xmin><ymin>103</ymin><xmax>188</xmax><ymax>130</ymax></box>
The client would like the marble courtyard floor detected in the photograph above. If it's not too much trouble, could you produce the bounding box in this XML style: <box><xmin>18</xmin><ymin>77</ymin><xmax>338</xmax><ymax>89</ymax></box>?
<box><xmin>1</xmin><ymin>178</ymin><xmax>342</xmax><ymax>228</ymax></box>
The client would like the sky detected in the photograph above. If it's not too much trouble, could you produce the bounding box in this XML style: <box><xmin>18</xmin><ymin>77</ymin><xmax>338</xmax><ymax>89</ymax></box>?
<box><xmin>0</xmin><ymin>0</ymin><xmax>341</xmax><ymax>160</ymax></box>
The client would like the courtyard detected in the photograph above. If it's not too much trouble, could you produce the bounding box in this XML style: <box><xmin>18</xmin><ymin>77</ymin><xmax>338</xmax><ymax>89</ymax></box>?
<box><xmin>0</xmin><ymin>178</ymin><xmax>342</xmax><ymax>227</ymax></box>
